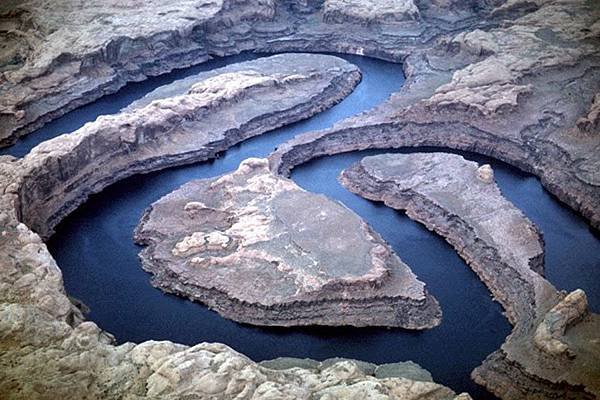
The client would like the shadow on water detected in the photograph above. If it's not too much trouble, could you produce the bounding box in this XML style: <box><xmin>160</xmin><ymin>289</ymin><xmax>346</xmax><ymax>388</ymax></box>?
<box><xmin>2</xmin><ymin>52</ymin><xmax>594</xmax><ymax>399</ymax></box>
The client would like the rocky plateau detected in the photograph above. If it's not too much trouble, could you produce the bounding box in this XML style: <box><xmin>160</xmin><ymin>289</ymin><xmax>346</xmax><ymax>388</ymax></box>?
<box><xmin>134</xmin><ymin>157</ymin><xmax>441</xmax><ymax>328</ymax></box>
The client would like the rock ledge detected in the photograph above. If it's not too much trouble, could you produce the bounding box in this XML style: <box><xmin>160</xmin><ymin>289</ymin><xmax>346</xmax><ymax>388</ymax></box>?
<box><xmin>134</xmin><ymin>157</ymin><xmax>442</xmax><ymax>328</ymax></box>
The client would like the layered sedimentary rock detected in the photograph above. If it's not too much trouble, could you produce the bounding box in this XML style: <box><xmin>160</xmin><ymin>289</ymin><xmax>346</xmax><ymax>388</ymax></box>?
<box><xmin>0</xmin><ymin>0</ymin><xmax>501</xmax><ymax>147</ymax></box>
<box><xmin>134</xmin><ymin>157</ymin><xmax>441</xmax><ymax>328</ymax></box>
<box><xmin>8</xmin><ymin>53</ymin><xmax>360</xmax><ymax>238</ymax></box>
<box><xmin>323</xmin><ymin>0</ymin><xmax>421</xmax><ymax>25</ymax></box>
<box><xmin>0</xmin><ymin>0</ymin><xmax>274</xmax><ymax>146</ymax></box>
<box><xmin>340</xmin><ymin>153</ymin><xmax>551</xmax><ymax>325</ymax></box>
<box><xmin>339</xmin><ymin>153</ymin><xmax>600</xmax><ymax>399</ymax></box>
<box><xmin>269</xmin><ymin>0</ymin><xmax>600</xmax><ymax>233</ymax></box>
<box><xmin>0</xmin><ymin>162</ymin><xmax>466</xmax><ymax>400</ymax></box>
<box><xmin>1</xmin><ymin>0</ymin><xmax>599</xmax><ymax>399</ymax></box>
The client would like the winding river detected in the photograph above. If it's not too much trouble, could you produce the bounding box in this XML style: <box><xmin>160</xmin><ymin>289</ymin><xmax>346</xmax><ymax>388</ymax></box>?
<box><xmin>4</xmin><ymin>53</ymin><xmax>599</xmax><ymax>398</ymax></box>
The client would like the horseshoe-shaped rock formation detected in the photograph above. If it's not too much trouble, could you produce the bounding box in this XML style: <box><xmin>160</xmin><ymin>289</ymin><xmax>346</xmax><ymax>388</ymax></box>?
<box><xmin>10</xmin><ymin>53</ymin><xmax>360</xmax><ymax>239</ymax></box>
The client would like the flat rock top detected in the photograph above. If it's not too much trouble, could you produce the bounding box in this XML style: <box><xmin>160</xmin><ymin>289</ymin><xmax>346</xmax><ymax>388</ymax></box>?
<box><xmin>354</xmin><ymin>153</ymin><xmax>544</xmax><ymax>279</ymax></box>
<box><xmin>124</xmin><ymin>53</ymin><xmax>359</xmax><ymax>111</ymax></box>
<box><xmin>323</xmin><ymin>0</ymin><xmax>420</xmax><ymax>23</ymax></box>
<box><xmin>135</xmin><ymin>158</ymin><xmax>428</xmax><ymax>307</ymax></box>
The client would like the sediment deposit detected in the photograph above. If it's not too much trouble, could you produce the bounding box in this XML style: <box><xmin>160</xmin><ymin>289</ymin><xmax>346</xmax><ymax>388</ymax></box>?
<box><xmin>134</xmin><ymin>157</ymin><xmax>441</xmax><ymax>328</ymax></box>
<box><xmin>340</xmin><ymin>153</ymin><xmax>600</xmax><ymax>399</ymax></box>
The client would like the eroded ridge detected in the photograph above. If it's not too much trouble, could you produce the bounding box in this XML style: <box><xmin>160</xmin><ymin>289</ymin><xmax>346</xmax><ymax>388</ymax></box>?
<box><xmin>2</xmin><ymin>53</ymin><xmax>360</xmax><ymax>239</ymax></box>
<box><xmin>339</xmin><ymin>153</ymin><xmax>600</xmax><ymax>399</ymax></box>
<box><xmin>269</xmin><ymin>0</ymin><xmax>600</xmax><ymax>232</ymax></box>
<box><xmin>134</xmin><ymin>157</ymin><xmax>441</xmax><ymax>328</ymax></box>
<box><xmin>0</xmin><ymin>0</ymin><xmax>498</xmax><ymax>147</ymax></box>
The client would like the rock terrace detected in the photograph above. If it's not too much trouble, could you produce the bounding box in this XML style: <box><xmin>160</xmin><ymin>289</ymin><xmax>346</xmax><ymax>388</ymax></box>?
<box><xmin>135</xmin><ymin>157</ymin><xmax>442</xmax><ymax>328</ymax></box>
<box><xmin>340</xmin><ymin>152</ymin><xmax>600</xmax><ymax>399</ymax></box>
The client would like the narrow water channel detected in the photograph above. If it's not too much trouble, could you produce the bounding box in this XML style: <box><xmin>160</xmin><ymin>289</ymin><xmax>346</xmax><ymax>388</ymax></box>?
<box><xmin>4</xmin><ymin>53</ymin><xmax>598</xmax><ymax>398</ymax></box>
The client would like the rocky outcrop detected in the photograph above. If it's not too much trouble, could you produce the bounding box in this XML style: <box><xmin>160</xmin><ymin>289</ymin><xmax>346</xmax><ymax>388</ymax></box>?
<box><xmin>576</xmin><ymin>94</ymin><xmax>600</xmax><ymax>137</ymax></box>
<box><xmin>261</xmin><ymin>357</ymin><xmax>436</xmax><ymax>382</ymax></box>
<box><xmin>1</xmin><ymin>0</ymin><xmax>599</xmax><ymax>399</ymax></box>
<box><xmin>0</xmin><ymin>0</ymin><xmax>274</xmax><ymax>146</ymax></box>
<box><xmin>339</xmin><ymin>153</ymin><xmax>600</xmax><ymax>399</ymax></box>
<box><xmin>134</xmin><ymin>157</ymin><xmax>441</xmax><ymax>328</ymax></box>
<box><xmin>0</xmin><ymin>193</ymin><xmax>466</xmax><ymax>399</ymax></box>
<box><xmin>269</xmin><ymin>0</ymin><xmax>600</xmax><ymax>233</ymax></box>
<box><xmin>8</xmin><ymin>53</ymin><xmax>360</xmax><ymax>239</ymax></box>
<box><xmin>533</xmin><ymin>289</ymin><xmax>588</xmax><ymax>358</ymax></box>
<box><xmin>323</xmin><ymin>0</ymin><xmax>421</xmax><ymax>25</ymax></box>
<box><xmin>339</xmin><ymin>153</ymin><xmax>551</xmax><ymax>325</ymax></box>
<box><xmin>0</xmin><ymin>0</ymin><xmax>502</xmax><ymax>147</ymax></box>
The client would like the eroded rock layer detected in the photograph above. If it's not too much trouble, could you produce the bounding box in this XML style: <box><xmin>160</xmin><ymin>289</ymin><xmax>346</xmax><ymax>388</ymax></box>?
<box><xmin>339</xmin><ymin>153</ymin><xmax>600</xmax><ymax>399</ymax></box>
<box><xmin>0</xmin><ymin>0</ymin><xmax>599</xmax><ymax>398</ymax></box>
<box><xmin>9</xmin><ymin>53</ymin><xmax>360</xmax><ymax>238</ymax></box>
<box><xmin>323</xmin><ymin>0</ymin><xmax>421</xmax><ymax>25</ymax></box>
<box><xmin>134</xmin><ymin>157</ymin><xmax>441</xmax><ymax>328</ymax></box>
<box><xmin>0</xmin><ymin>0</ymin><xmax>499</xmax><ymax>147</ymax></box>
<box><xmin>268</xmin><ymin>0</ymin><xmax>600</xmax><ymax>233</ymax></box>
<box><xmin>340</xmin><ymin>153</ymin><xmax>551</xmax><ymax>325</ymax></box>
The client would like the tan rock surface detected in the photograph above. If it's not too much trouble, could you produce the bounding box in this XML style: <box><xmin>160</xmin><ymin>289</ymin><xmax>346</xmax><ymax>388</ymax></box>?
<box><xmin>134</xmin><ymin>157</ymin><xmax>442</xmax><ymax>328</ymax></box>
<box><xmin>1</xmin><ymin>0</ymin><xmax>599</xmax><ymax>399</ymax></box>
<box><xmin>339</xmin><ymin>153</ymin><xmax>600</xmax><ymax>399</ymax></box>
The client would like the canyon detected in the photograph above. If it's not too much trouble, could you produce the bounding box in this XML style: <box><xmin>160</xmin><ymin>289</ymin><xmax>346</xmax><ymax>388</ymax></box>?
<box><xmin>1</xmin><ymin>0</ymin><xmax>599</xmax><ymax>399</ymax></box>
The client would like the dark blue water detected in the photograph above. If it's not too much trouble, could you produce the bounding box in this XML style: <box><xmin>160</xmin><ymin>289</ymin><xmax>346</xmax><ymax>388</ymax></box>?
<box><xmin>3</xmin><ymin>53</ymin><xmax>597</xmax><ymax>399</ymax></box>
<box><xmin>0</xmin><ymin>53</ymin><xmax>260</xmax><ymax>158</ymax></box>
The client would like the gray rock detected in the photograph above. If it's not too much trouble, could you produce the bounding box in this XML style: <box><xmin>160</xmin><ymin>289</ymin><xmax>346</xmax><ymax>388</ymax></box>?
<box><xmin>259</xmin><ymin>357</ymin><xmax>321</xmax><ymax>371</ymax></box>
<box><xmin>321</xmin><ymin>357</ymin><xmax>378</xmax><ymax>375</ymax></box>
<box><xmin>134</xmin><ymin>157</ymin><xmax>442</xmax><ymax>328</ymax></box>
<box><xmin>323</xmin><ymin>0</ymin><xmax>421</xmax><ymax>25</ymax></box>
<box><xmin>0</xmin><ymin>0</ymin><xmax>498</xmax><ymax>147</ymax></box>
<box><xmin>14</xmin><ymin>53</ymin><xmax>360</xmax><ymax>239</ymax></box>
<box><xmin>339</xmin><ymin>152</ymin><xmax>600</xmax><ymax>399</ymax></box>
<box><xmin>375</xmin><ymin>361</ymin><xmax>433</xmax><ymax>382</ymax></box>
<box><xmin>340</xmin><ymin>152</ymin><xmax>549</xmax><ymax>325</ymax></box>
<box><xmin>0</xmin><ymin>0</ymin><xmax>599</xmax><ymax>398</ymax></box>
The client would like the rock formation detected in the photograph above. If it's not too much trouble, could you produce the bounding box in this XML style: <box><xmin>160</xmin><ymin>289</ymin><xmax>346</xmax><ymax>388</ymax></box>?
<box><xmin>8</xmin><ymin>53</ymin><xmax>360</xmax><ymax>238</ymax></box>
<box><xmin>0</xmin><ymin>48</ymin><xmax>449</xmax><ymax>394</ymax></box>
<box><xmin>340</xmin><ymin>153</ymin><xmax>550</xmax><ymax>324</ymax></box>
<box><xmin>323</xmin><ymin>0</ymin><xmax>421</xmax><ymax>25</ymax></box>
<box><xmin>0</xmin><ymin>188</ymin><xmax>465</xmax><ymax>399</ymax></box>
<box><xmin>0</xmin><ymin>0</ymin><xmax>500</xmax><ymax>147</ymax></box>
<box><xmin>134</xmin><ymin>157</ymin><xmax>441</xmax><ymax>328</ymax></box>
<box><xmin>1</xmin><ymin>0</ymin><xmax>599</xmax><ymax>398</ymax></box>
<box><xmin>268</xmin><ymin>0</ymin><xmax>600</xmax><ymax>233</ymax></box>
<box><xmin>339</xmin><ymin>152</ymin><xmax>600</xmax><ymax>399</ymax></box>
